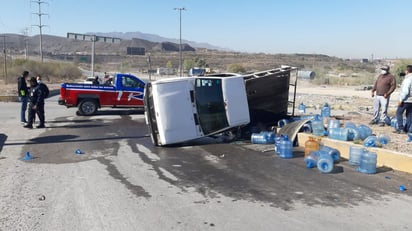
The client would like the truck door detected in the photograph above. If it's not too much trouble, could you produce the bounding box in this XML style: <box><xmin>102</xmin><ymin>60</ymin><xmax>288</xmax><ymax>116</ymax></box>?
<box><xmin>115</xmin><ymin>75</ymin><xmax>145</xmax><ymax>107</ymax></box>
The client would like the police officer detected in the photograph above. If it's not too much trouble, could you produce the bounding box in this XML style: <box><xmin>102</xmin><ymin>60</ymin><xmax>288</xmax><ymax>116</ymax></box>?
<box><xmin>24</xmin><ymin>77</ymin><xmax>45</xmax><ymax>129</ymax></box>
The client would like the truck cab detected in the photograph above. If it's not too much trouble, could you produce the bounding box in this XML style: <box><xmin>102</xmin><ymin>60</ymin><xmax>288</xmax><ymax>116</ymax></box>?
<box><xmin>144</xmin><ymin>76</ymin><xmax>250</xmax><ymax>146</ymax></box>
<box><xmin>59</xmin><ymin>73</ymin><xmax>145</xmax><ymax>115</ymax></box>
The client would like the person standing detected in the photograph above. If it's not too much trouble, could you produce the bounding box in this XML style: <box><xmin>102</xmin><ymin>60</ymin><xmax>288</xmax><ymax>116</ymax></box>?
<box><xmin>36</xmin><ymin>75</ymin><xmax>49</xmax><ymax>127</ymax></box>
<box><xmin>370</xmin><ymin>65</ymin><xmax>396</xmax><ymax>126</ymax></box>
<box><xmin>24</xmin><ymin>77</ymin><xmax>45</xmax><ymax>129</ymax></box>
<box><xmin>17</xmin><ymin>71</ymin><xmax>29</xmax><ymax>124</ymax></box>
<box><xmin>394</xmin><ymin>65</ymin><xmax>412</xmax><ymax>133</ymax></box>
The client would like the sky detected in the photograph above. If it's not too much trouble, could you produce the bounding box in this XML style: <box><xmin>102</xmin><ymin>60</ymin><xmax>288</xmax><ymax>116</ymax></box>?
<box><xmin>0</xmin><ymin>0</ymin><xmax>411</xmax><ymax>59</ymax></box>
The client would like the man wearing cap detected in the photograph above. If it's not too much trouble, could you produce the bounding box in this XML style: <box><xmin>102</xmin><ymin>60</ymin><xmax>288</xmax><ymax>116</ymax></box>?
<box><xmin>370</xmin><ymin>65</ymin><xmax>396</xmax><ymax>126</ymax></box>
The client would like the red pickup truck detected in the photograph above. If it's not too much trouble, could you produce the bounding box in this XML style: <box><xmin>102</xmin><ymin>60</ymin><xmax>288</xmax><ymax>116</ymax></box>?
<box><xmin>58</xmin><ymin>73</ymin><xmax>145</xmax><ymax>115</ymax></box>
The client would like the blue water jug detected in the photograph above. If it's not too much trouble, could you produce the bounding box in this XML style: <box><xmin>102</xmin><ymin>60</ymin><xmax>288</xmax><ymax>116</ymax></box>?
<box><xmin>346</xmin><ymin>127</ymin><xmax>360</xmax><ymax>141</ymax></box>
<box><xmin>328</xmin><ymin>127</ymin><xmax>349</xmax><ymax>141</ymax></box>
<box><xmin>311</xmin><ymin>115</ymin><xmax>325</xmax><ymax>137</ymax></box>
<box><xmin>304</xmin><ymin>150</ymin><xmax>320</xmax><ymax>168</ymax></box>
<box><xmin>298</xmin><ymin>102</ymin><xmax>306</xmax><ymax>114</ymax></box>
<box><xmin>344</xmin><ymin>122</ymin><xmax>357</xmax><ymax>129</ymax></box>
<box><xmin>277</xmin><ymin>119</ymin><xmax>289</xmax><ymax>128</ymax></box>
<box><xmin>328</xmin><ymin>119</ymin><xmax>341</xmax><ymax>130</ymax></box>
<box><xmin>349</xmin><ymin>146</ymin><xmax>365</xmax><ymax>165</ymax></box>
<box><xmin>377</xmin><ymin>133</ymin><xmax>390</xmax><ymax>145</ymax></box>
<box><xmin>300</xmin><ymin>123</ymin><xmax>312</xmax><ymax>133</ymax></box>
<box><xmin>363</xmin><ymin>135</ymin><xmax>377</xmax><ymax>147</ymax></box>
<box><xmin>357</xmin><ymin>124</ymin><xmax>372</xmax><ymax>140</ymax></box>
<box><xmin>319</xmin><ymin>145</ymin><xmax>340</xmax><ymax>163</ymax></box>
<box><xmin>274</xmin><ymin>135</ymin><xmax>285</xmax><ymax>155</ymax></box>
<box><xmin>357</xmin><ymin>151</ymin><xmax>377</xmax><ymax>174</ymax></box>
<box><xmin>278</xmin><ymin>135</ymin><xmax>293</xmax><ymax>159</ymax></box>
<box><xmin>321</xmin><ymin>103</ymin><xmax>331</xmax><ymax>118</ymax></box>
<box><xmin>317</xmin><ymin>151</ymin><xmax>334</xmax><ymax>173</ymax></box>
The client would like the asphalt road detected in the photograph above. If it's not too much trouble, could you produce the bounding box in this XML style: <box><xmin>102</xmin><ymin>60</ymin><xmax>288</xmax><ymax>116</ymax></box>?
<box><xmin>0</xmin><ymin>95</ymin><xmax>411</xmax><ymax>231</ymax></box>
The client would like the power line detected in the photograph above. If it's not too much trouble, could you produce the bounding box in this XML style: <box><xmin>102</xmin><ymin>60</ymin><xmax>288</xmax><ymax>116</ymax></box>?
<box><xmin>31</xmin><ymin>0</ymin><xmax>48</xmax><ymax>62</ymax></box>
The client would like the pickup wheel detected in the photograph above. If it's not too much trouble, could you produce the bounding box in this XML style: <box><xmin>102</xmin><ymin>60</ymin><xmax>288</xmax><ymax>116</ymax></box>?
<box><xmin>78</xmin><ymin>99</ymin><xmax>98</xmax><ymax>116</ymax></box>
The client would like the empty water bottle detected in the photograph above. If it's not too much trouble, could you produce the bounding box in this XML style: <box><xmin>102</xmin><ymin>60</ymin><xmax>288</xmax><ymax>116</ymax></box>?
<box><xmin>328</xmin><ymin>119</ymin><xmax>341</xmax><ymax>130</ymax></box>
<box><xmin>274</xmin><ymin>135</ymin><xmax>285</xmax><ymax>155</ymax></box>
<box><xmin>349</xmin><ymin>146</ymin><xmax>365</xmax><ymax>165</ymax></box>
<box><xmin>278</xmin><ymin>135</ymin><xmax>293</xmax><ymax>158</ymax></box>
<box><xmin>357</xmin><ymin>124</ymin><xmax>372</xmax><ymax>140</ymax></box>
<box><xmin>363</xmin><ymin>135</ymin><xmax>377</xmax><ymax>147</ymax></box>
<box><xmin>317</xmin><ymin>151</ymin><xmax>334</xmax><ymax>173</ymax></box>
<box><xmin>377</xmin><ymin>133</ymin><xmax>390</xmax><ymax>145</ymax></box>
<box><xmin>328</xmin><ymin>127</ymin><xmax>349</xmax><ymax>141</ymax></box>
<box><xmin>304</xmin><ymin>136</ymin><xmax>319</xmax><ymax>157</ymax></box>
<box><xmin>277</xmin><ymin>119</ymin><xmax>289</xmax><ymax>128</ymax></box>
<box><xmin>251</xmin><ymin>131</ymin><xmax>276</xmax><ymax>144</ymax></box>
<box><xmin>298</xmin><ymin>102</ymin><xmax>306</xmax><ymax>114</ymax></box>
<box><xmin>311</xmin><ymin>115</ymin><xmax>325</xmax><ymax>136</ymax></box>
<box><xmin>357</xmin><ymin>151</ymin><xmax>377</xmax><ymax>174</ymax></box>
<box><xmin>320</xmin><ymin>145</ymin><xmax>340</xmax><ymax>163</ymax></box>
<box><xmin>304</xmin><ymin>150</ymin><xmax>320</xmax><ymax>168</ymax></box>
<box><xmin>321</xmin><ymin>103</ymin><xmax>331</xmax><ymax>118</ymax></box>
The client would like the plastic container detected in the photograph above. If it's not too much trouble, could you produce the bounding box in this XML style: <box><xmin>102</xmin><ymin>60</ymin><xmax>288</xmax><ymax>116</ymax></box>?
<box><xmin>328</xmin><ymin>119</ymin><xmax>341</xmax><ymax>130</ymax></box>
<box><xmin>298</xmin><ymin>102</ymin><xmax>306</xmax><ymax>114</ymax></box>
<box><xmin>357</xmin><ymin>151</ymin><xmax>377</xmax><ymax>174</ymax></box>
<box><xmin>311</xmin><ymin>115</ymin><xmax>325</xmax><ymax>137</ymax></box>
<box><xmin>277</xmin><ymin>119</ymin><xmax>289</xmax><ymax>128</ymax></box>
<box><xmin>357</xmin><ymin>124</ymin><xmax>372</xmax><ymax>140</ymax></box>
<box><xmin>317</xmin><ymin>151</ymin><xmax>334</xmax><ymax>173</ymax></box>
<box><xmin>304</xmin><ymin>150</ymin><xmax>320</xmax><ymax>168</ymax></box>
<box><xmin>278</xmin><ymin>135</ymin><xmax>293</xmax><ymax>159</ymax></box>
<box><xmin>320</xmin><ymin>145</ymin><xmax>340</xmax><ymax>163</ymax></box>
<box><xmin>349</xmin><ymin>146</ymin><xmax>365</xmax><ymax>165</ymax></box>
<box><xmin>377</xmin><ymin>133</ymin><xmax>390</xmax><ymax>145</ymax></box>
<box><xmin>321</xmin><ymin>103</ymin><xmax>331</xmax><ymax>118</ymax></box>
<box><xmin>346</xmin><ymin>127</ymin><xmax>360</xmax><ymax>141</ymax></box>
<box><xmin>363</xmin><ymin>135</ymin><xmax>377</xmax><ymax>147</ymax></box>
<box><xmin>300</xmin><ymin>123</ymin><xmax>312</xmax><ymax>133</ymax></box>
<box><xmin>328</xmin><ymin>127</ymin><xmax>349</xmax><ymax>141</ymax></box>
<box><xmin>344</xmin><ymin>122</ymin><xmax>357</xmax><ymax>129</ymax></box>
<box><xmin>251</xmin><ymin>132</ymin><xmax>276</xmax><ymax>144</ymax></box>
<box><xmin>304</xmin><ymin>136</ymin><xmax>319</xmax><ymax>157</ymax></box>
<box><xmin>274</xmin><ymin>135</ymin><xmax>285</xmax><ymax>155</ymax></box>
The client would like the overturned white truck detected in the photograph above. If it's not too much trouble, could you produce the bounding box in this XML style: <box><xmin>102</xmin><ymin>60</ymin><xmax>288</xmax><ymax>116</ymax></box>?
<box><xmin>144</xmin><ymin>66</ymin><xmax>296</xmax><ymax>146</ymax></box>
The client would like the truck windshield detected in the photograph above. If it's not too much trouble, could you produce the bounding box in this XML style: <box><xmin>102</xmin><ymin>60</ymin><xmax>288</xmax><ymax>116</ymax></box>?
<box><xmin>195</xmin><ymin>78</ymin><xmax>229</xmax><ymax>134</ymax></box>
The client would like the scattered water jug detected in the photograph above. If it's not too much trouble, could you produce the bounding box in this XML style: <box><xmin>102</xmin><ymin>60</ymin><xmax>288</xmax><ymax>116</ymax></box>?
<box><xmin>300</xmin><ymin>123</ymin><xmax>312</xmax><ymax>133</ymax></box>
<box><xmin>349</xmin><ymin>146</ymin><xmax>365</xmax><ymax>165</ymax></box>
<box><xmin>317</xmin><ymin>151</ymin><xmax>334</xmax><ymax>173</ymax></box>
<box><xmin>304</xmin><ymin>136</ymin><xmax>319</xmax><ymax>157</ymax></box>
<box><xmin>363</xmin><ymin>135</ymin><xmax>377</xmax><ymax>147</ymax></box>
<box><xmin>328</xmin><ymin>127</ymin><xmax>349</xmax><ymax>141</ymax></box>
<box><xmin>377</xmin><ymin>133</ymin><xmax>390</xmax><ymax>145</ymax></box>
<box><xmin>357</xmin><ymin>151</ymin><xmax>377</xmax><ymax>174</ymax></box>
<box><xmin>304</xmin><ymin>150</ymin><xmax>320</xmax><ymax>168</ymax></box>
<box><xmin>311</xmin><ymin>115</ymin><xmax>325</xmax><ymax>136</ymax></box>
<box><xmin>346</xmin><ymin>127</ymin><xmax>360</xmax><ymax>141</ymax></box>
<box><xmin>328</xmin><ymin>119</ymin><xmax>341</xmax><ymax>130</ymax></box>
<box><xmin>344</xmin><ymin>122</ymin><xmax>357</xmax><ymax>129</ymax></box>
<box><xmin>319</xmin><ymin>145</ymin><xmax>340</xmax><ymax>163</ymax></box>
<box><xmin>298</xmin><ymin>102</ymin><xmax>306</xmax><ymax>114</ymax></box>
<box><xmin>251</xmin><ymin>131</ymin><xmax>276</xmax><ymax>144</ymax></box>
<box><xmin>277</xmin><ymin>119</ymin><xmax>289</xmax><ymax>128</ymax></box>
<box><xmin>357</xmin><ymin>124</ymin><xmax>373</xmax><ymax>140</ymax></box>
<box><xmin>321</xmin><ymin>103</ymin><xmax>331</xmax><ymax>118</ymax></box>
<box><xmin>278</xmin><ymin>135</ymin><xmax>293</xmax><ymax>159</ymax></box>
<box><xmin>274</xmin><ymin>135</ymin><xmax>285</xmax><ymax>155</ymax></box>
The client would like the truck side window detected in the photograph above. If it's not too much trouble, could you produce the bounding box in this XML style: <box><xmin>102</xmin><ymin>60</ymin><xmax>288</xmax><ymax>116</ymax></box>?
<box><xmin>122</xmin><ymin>76</ymin><xmax>144</xmax><ymax>88</ymax></box>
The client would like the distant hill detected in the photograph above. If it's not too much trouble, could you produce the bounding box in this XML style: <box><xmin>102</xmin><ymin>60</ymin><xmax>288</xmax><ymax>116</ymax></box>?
<box><xmin>90</xmin><ymin>31</ymin><xmax>228</xmax><ymax>51</ymax></box>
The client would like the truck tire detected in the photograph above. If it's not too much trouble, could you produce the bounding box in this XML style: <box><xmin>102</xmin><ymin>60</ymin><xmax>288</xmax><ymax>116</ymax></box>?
<box><xmin>78</xmin><ymin>99</ymin><xmax>98</xmax><ymax>116</ymax></box>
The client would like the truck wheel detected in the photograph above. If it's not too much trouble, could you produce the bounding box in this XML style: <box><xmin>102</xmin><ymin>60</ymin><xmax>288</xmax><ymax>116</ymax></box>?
<box><xmin>79</xmin><ymin>99</ymin><xmax>98</xmax><ymax>116</ymax></box>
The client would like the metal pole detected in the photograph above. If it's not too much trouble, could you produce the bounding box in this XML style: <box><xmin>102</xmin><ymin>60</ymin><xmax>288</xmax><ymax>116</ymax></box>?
<box><xmin>91</xmin><ymin>35</ymin><xmax>95</xmax><ymax>77</ymax></box>
<box><xmin>147</xmin><ymin>53</ymin><xmax>152</xmax><ymax>81</ymax></box>
<box><xmin>174</xmin><ymin>7</ymin><xmax>185</xmax><ymax>77</ymax></box>
<box><xmin>2</xmin><ymin>36</ymin><xmax>7</xmax><ymax>83</ymax></box>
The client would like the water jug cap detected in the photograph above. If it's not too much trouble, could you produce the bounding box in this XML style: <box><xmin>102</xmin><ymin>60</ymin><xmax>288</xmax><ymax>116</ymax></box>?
<box><xmin>284</xmin><ymin>135</ymin><xmax>289</xmax><ymax>140</ymax></box>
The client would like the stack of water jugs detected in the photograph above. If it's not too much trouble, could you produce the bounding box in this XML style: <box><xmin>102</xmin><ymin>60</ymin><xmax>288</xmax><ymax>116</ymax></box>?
<box><xmin>349</xmin><ymin>145</ymin><xmax>378</xmax><ymax>174</ymax></box>
<box><xmin>304</xmin><ymin>136</ymin><xmax>340</xmax><ymax>173</ymax></box>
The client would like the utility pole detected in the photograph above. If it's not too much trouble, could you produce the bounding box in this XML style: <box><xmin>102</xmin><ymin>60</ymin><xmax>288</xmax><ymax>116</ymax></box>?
<box><xmin>174</xmin><ymin>7</ymin><xmax>186</xmax><ymax>77</ymax></box>
<box><xmin>22</xmin><ymin>28</ymin><xmax>30</xmax><ymax>60</ymax></box>
<box><xmin>31</xmin><ymin>0</ymin><xmax>48</xmax><ymax>62</ymax></box>
<box><xmin>0</xmin><ymin>35</ymin><xmax>7</xmax><ymax>83</ymax></box>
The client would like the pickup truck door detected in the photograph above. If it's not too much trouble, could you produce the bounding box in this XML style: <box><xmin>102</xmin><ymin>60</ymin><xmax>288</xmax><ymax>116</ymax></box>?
<box><xmin>115</xmin><ymin>75</ymin><xmax>145</xmax><ymax>107</ymax></box>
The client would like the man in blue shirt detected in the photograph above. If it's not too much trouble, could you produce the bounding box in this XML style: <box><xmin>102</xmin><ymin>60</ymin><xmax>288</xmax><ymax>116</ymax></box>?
<box><xmin>394</xmin><ymin>65</ymin><xmax>412</xmax><ymax>133</ymax></box>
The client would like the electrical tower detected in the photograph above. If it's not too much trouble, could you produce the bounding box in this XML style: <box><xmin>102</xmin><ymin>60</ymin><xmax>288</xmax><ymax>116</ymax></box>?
<box><xmin>31</xmin><ymin>0</ymin><xmax>48</xmax><ymax>62</ymax></box>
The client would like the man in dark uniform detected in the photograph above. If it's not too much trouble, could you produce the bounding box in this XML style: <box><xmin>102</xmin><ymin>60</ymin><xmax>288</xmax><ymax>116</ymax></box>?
<box><xmin>24</xmin><ymin>77</ymin><xmax>45</xmax><ymax>129</ymax></box>
<box><xmin>17</xmin><ymin>71</ymin><xmax>29</xmax><ymax>124</ymax></box>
